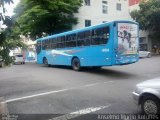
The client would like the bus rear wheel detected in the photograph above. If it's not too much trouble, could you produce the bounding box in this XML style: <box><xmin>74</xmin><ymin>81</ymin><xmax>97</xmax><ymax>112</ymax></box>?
<box><xmin>72</xmin><ymin>58</ymin><xmax>81</xmax><ymax>71</ymax></box>
<box><xmin>43</xmin><ymin>57</ymin><xmax>48</xmax><ymax>66</ymax></box>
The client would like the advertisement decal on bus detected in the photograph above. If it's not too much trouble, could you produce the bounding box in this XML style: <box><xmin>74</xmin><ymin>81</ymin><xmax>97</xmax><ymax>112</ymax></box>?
<box><xmin>117</xmin><ymin>23</ymin><xmax>138</xmax><ymax>55</ymax></box>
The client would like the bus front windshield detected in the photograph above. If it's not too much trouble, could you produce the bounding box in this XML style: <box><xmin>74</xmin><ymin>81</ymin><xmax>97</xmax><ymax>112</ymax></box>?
<box><xmin>117</xmin><ymin>23</ymin><xmax>138</xmax><ymax>55</ymax></box>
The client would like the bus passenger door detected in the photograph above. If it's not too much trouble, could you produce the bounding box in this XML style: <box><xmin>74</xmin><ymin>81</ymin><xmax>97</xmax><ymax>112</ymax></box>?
<box><xmin>36</xmin><ymin>41</ymin><xmax>43</xmax><ymax>64</ymax></box>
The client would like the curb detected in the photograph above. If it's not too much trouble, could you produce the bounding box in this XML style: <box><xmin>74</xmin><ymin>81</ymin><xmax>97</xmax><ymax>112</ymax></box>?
<box><xmin>0</xmin><ymin>97</ymin><xmax>8</xmax><ymax>114</ymax></box>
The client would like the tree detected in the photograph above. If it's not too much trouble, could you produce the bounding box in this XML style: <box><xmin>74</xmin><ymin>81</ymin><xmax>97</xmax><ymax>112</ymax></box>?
<box><xmin>0</xmin><ymin>27</ymin><xmax>27</xmax><ymax>66</ymax></box>
<box><xmin>0</xmin><ymin>0</ymin><xmax>27</xmax><ymax>66</ymax></box>
<box><xmin>13</xmin><ymin>0</ymin><xmax>82</xmax><ymax>39</ymax></box>
<box><xmin>130</xmin><ymin>0</ymin><xmax>160</xmax><ymax>39</ymax></box>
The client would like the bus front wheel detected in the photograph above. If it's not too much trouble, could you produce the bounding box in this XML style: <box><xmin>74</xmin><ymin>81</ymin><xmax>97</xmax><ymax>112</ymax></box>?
<box><xmin>43</xmin><ymin>57</ymin><xmax>48</xmax><ymax>66</ymax></box>
<box><xmin>72</xmin><ymin>58</ymin><xmax>81</xmax><ymax>71</ymax></box>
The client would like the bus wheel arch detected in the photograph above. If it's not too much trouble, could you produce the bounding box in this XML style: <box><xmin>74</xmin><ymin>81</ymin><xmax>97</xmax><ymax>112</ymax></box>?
<box><xmin>71</xmin><ymin>57</ymin><xmax>81</xmax><ymax>71</ymax></box>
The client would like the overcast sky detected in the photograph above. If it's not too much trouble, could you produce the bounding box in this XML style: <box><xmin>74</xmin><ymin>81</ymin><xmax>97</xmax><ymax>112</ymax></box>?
<box><xmin>0</xmin><ymin>0</ymin><xmax>20</xmax><ymax>28</ymax></box>
<box><xmin>5</xmin><ymin>0</ymin><xmax>20</xmax><ymax>16</ymax></box>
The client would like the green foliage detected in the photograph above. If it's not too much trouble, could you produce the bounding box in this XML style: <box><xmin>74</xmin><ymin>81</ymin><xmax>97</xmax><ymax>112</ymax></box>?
<box><xmin>14</xmin><ymin>0</ymin><xmax>82</xmax><ymax>39</ymax></box>
<box><xmin>130</xmin><ymin>0</ymin><xmax>160</xmax><ymax>39</ymax></box>
<box><xmin>0</xmin><ymin>29</ymin><xmax>27</xmax><ymax>66</ymax></box>
<box><xmin>0</xmin><ymin>26</ymin><xmax>27</xmax><ymax>66</ymax></box>
<box><xmin>0</xmin><ymin>45</ymin><xmax>13</xmax><ymax>66</ymax></box>
<box><xmin>0</xmin><ymin>0</ymin><xmax>27</xmax><ymax>66</ymax></box>
<box><xmin>0</xmin><ymin>31</ymin><xmax>6</xmax><ymax>45</ymax></box>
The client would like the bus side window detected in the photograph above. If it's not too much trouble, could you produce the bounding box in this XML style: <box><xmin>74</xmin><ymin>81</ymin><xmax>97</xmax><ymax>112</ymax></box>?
<box><xmin>77</xmin><ymin>31</ymin><xmax>90</xmax><ymax>46</ymax></box>
<box><xmin>66</xmin><ymin>34</ymin><xmax>77</xmax><ymax>48</ymax></box>
<box><xmin>84</xmin><ymin>31</ymin><xmax>91</xmax><ymax>46</ymax></box>
<box><xmin>91</xmin><ymin>27</ymin><xmax>109</xmax><ymax>45</ymax></box>
<box><xmin>77</xmin><ymin>32</ymin><xmax>85</xmax><ymax>46</ymax></box>
<box><xmin>42</xmin><ymin>41</ymin><xmax>46</xmax><ymax>50</ymax></box>
<box><xmin>56</xmin><ymin>36</ymin><xmax>65</xmax><ymax>48</ymax></box>
<box><xmin>36</xmin><ymin>41</ymin><xmax>41</xmax><ymax>54</ymax></box>
<box><xmin>91</xmin><ymin>29</ymin><xmax>99</xmax><ymax>45</ymax></box>
<box><xmin>44</xmin><ymin>40</ymin><xmax>47</xmax><ymax>49</ymax></box>
<box><xmin>71</xmin><ymin>34</ymin><xmax>77</xmax><ymax>47</ymax></box>
<box><xmin>48</xmin><ymin>39</ymin><xmax>52</xmax><ymax>49</ymax></box>
<box><xmin>51</xmin><ymin>38</ymin><xmax>57</xmax><ymax>49</ymax></box>
<box><xmin>61</xmin><ymin>36</ymin><xmax>65</xmax><ymax>48</ymax></box>
<box><xmin>65</xmin><ymin>35</ymin><xmax>69</xmax><ymax>47</ymax></box>
<box><xmin>102</xmin><ymin>27</ymin><xmax>110</xmax><ymax>44</ymax></box>
<box><xmin>46</xmin><ymin>39</ymin><xmax>50</xmax><ymax>50</ymax></box>
<box><xmin>56</xmin><ymin>37</ymin><xmax>61</xmax><ymax>48</ymax></box>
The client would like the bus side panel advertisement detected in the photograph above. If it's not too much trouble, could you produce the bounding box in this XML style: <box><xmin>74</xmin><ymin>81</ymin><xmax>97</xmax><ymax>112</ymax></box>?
<box><xmin>117</xmin><ymin>23</ymin><xmax>138</xmax><ymax>55</ymax></box>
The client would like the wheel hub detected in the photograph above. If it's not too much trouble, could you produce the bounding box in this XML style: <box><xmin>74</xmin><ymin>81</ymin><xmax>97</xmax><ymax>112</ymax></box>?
<box><xmin>144</xmin><ymin>100</ymin><xmax>158</xmax><ymax>114</ymax></box>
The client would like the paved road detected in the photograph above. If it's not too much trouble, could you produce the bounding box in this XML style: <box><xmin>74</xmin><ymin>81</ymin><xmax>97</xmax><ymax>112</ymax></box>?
<box><xmin>0</xmin><ymin>56</ymin><xmax>160</xmax><ymax>120</ymax></box>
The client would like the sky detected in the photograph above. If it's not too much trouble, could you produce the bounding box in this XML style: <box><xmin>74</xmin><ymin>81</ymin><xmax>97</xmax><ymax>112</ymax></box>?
<box><xmin>0</xmin><ymin>0</ymin><xmax>20</xmax><ymax>28</ymax></box>
<box><xmin>5</xmin><ymin>0</ymin><xmax>20</xmax><ymax>16</ymax></box>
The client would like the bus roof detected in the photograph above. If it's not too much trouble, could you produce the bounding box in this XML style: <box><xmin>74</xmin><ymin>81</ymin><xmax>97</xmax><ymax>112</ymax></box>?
<box><xmin>36</xmin><ymin>20</ymin><xmax>138</xmax><ymax>42</ymax></box>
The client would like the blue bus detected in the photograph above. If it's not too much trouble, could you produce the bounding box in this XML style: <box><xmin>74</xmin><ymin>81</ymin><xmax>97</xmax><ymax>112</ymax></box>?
<box><xmin>36</xmin><ymin>20</ymin><xmax>139</xmax><ymax>71</ymax></box>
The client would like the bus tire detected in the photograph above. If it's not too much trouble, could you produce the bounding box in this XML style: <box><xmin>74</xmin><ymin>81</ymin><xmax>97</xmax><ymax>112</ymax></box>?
<box><xmin>72</xmin><ymin>57</ymin><xmax>81</xmax><ymax>71</ymax></box>
<box><xmin>43</xmin><ymin>57</ymin><xmax>48</xmax><ymax>66</ymax></box>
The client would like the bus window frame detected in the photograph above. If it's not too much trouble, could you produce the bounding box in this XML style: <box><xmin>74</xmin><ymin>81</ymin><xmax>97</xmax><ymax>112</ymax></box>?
<box><xmin>41</xmin><ymin>25</ymin><xmax>110</xmax><ymax>50</ymax></box>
